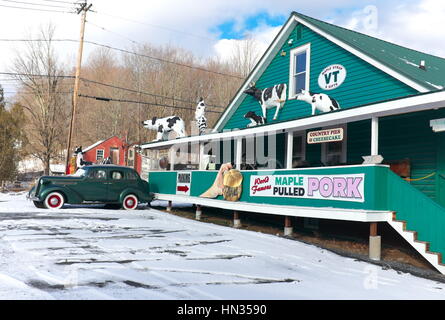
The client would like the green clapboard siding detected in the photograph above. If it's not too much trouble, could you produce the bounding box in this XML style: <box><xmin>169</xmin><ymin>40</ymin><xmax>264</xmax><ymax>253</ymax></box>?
<box><xmin>379</xmin><ymin>109</ymin><xmax>445</xmax><ymax>202</ymax></box>
<box><xmin>223</xmin><ymin>24</ymin><xmax>417</xmax><ymax>130</ymax></box>
<box><xmin>386</xmin><ymin>169</ymin><xmax>445</xmax><ymax>263</ymax></box>
<box><xmin>346</xmin><ymin>110</ymin><xmax>445</xmax><ymax>203</ymax></box>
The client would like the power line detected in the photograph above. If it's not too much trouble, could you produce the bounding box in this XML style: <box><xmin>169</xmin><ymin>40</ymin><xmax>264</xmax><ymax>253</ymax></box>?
<box><xmin>0</xmin><ymin>2</ymin><xmax>73</xmax><ymax>12</ymax></box>
<box><xmin>80</xmin><ymin>77</ymin><xmax>225</xmax><ymax>110</ymax></box>
<box><xmin>0</xmin><ymin>71</ymin><xmax>226</xmax><ymax>110</ymax></box>
<box><xmin>0</xmin><ymin>0</ymin><xmax>72</xmax><ymax>9</ymax></box>
<box><xmin>39</xmin><ymin>0</ymin><xmax>76</xmax><ymax>4</ymax></box>
<box><xmin>0</xmin><ymin>71</ymin><xmax>75</xmax><ymax>78</ymax></box>
<box><xmin>78</xmin><ymin>94</ymin><xmax>223</xmax><ymax>114</ymax></box>
<box><xmin>85</xmin><ymin>22</ymin><xmax>243</xmax><ymax>80</ymax></box>
<box><xmin>0</xmin><ymin>37</ymin><xmax>243</xmax><ymax>80</ymax></box>
<box><xmin>90</xmin><ymin>10</ymin><xmax>215</xmax><ymax>43</ymax></box>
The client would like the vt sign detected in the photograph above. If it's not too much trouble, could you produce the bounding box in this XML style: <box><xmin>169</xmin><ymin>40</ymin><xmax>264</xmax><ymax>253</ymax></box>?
<box><xmin>318</xmin><ymin>64</ymin><xmax>347</xmax><ymax>90</ymax></box>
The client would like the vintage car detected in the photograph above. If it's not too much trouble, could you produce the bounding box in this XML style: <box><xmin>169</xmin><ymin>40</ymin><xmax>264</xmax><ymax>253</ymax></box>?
<box><xmin>28</xmin><ymin>165</ymin><xmax>152</xmax><ymax>210</ymax></box>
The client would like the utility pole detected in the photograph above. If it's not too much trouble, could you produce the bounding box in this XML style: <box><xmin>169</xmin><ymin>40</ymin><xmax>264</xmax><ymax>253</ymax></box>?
<box><xmin>65</xmin><ymin>1</ymin><xmax>92</xmax><ymax>174</ymax></box>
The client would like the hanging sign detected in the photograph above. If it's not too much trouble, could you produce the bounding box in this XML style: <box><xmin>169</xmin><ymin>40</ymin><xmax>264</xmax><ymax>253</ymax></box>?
<box><xmin>307</xmin><ymin>128</ymin><xmax>343</xmax><ymax>144</ymax></box>
<box><xmin>250</xmin><ymin>174</ymin><xmax>365</xmax><ymax>203</ymax></box>
<box><xmin>318</xmin><ymin>64</ymin><xmax>347</xmax><ymax>90</ymax></box>
<box><xmin>176</xmin><ymin>172</ymin><xmax>191</xmax><ymax>195</ymax></box>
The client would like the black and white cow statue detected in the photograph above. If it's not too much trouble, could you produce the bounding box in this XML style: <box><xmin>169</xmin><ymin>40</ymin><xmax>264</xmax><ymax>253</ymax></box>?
<box><xmin>142</xmin><ymin>116</ymin><xmax>186</xmax><ymax>141</ymax></box>
<box><xmin>244</xmin><ymin>111</ymin><xmax>266</xmax><ymax>127</ymax></box>
<box><xmin>195</xmin><ymin>98</ymin><xmax>207</xmax><ymax>135</ymax></box>
<box><xmin>243</xmin><ymin>82</ymin><xmax>287</xmax><ymax>121</ymax></box>
<box><xmin>296</xmin><ymin>89</ymin><xmax>340</xmax><ymax>115</ymax></box>
<box><xmin>74</xmin><ymin>146</ymin><xmax>93</xmax><ymax>168</ymax></box>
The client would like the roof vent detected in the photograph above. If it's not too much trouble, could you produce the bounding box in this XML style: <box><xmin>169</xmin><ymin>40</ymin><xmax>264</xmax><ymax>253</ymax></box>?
<box><xmin>419</xmin><ymin>60</ymin><xmax>426</xmax><ymax>70</ymax></box>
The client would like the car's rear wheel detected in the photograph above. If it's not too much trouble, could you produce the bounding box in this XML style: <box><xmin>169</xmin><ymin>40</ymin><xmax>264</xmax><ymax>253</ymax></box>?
<box><xmin>33</xmin><ymin>201</ymin><xmax>44</xmax><ymax>208</ymax></box>
<box><xmin>44</xmin><ymin>192</ymin><xmax>65</xmax><ymax>209</ymax></box>
<box><xmin>122</xmin><ymin>194</ymin><xmax>138</xmax><ymax>210</ymax></box>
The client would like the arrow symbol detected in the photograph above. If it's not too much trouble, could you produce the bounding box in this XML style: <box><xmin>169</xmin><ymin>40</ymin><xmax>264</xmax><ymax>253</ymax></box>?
<box><xmin>177</xmin><ymin>185</ymin><xmax>189</xmax><ymax>193</ymax></box>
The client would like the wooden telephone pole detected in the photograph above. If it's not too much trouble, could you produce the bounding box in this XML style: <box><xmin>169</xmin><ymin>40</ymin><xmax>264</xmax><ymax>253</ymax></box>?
<box><xmin>65</xmin><ymin>1</ymin><xmax>92</xmax><ymax>174</ymax></box>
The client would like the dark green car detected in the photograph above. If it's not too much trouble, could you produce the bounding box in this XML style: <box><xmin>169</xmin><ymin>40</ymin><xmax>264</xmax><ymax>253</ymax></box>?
<box><xmin>28</xmin><ymin>165</ymin><xmax>153</xmax><ymax>210</ymax></box>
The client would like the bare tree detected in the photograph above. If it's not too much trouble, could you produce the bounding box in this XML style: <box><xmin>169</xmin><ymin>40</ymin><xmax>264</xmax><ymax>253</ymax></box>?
<box><xmin>11</xmin><ymin>24</ymin><xmax>70</xmax><ymax>175</ymax></box>
<box><xmin>229</xmin><ymin>37</ymin><xmax>262</xmax><ymax>78</ymax></box>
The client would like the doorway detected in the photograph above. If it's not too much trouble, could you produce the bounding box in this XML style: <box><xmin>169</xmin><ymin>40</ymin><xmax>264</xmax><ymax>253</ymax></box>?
<box><xmin>110</xmin><ymin>147</ymin><xmax>119</xmax><ymax>165</ymax></box>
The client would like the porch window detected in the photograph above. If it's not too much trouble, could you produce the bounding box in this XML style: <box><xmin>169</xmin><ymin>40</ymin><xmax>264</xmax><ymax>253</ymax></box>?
<box><xmin>96</xmin><ymin>149</ymin><xmax>104</xmax><ymax>161</ymax></box>
<box><xmin>292</xmin><ymin>132</ymin><xmax>306</xmax><ymax>167</ymax></box>
<box><xmin>289</xmin><ymin>43</ymin><xmax>311</xmax><ymax>98</ymax></box>
<box><xmin>321</xmin><ymin>125</ymin><xmax>347</xmax><ymax>166</ymax></box>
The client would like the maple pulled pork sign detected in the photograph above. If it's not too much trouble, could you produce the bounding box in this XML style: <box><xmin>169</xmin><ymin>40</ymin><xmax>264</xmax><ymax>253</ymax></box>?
<box><xmin>176</xmin><ymin>172</ymin><xmax>191</xmax><ymax>195</ymax></box>
<box><xmin>250</xmin><ymin>174</ymin><xmax>365</xmax><ymax>202</ymax></box>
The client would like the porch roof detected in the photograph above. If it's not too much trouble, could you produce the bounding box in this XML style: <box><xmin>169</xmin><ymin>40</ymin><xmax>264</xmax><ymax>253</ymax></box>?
<box><xmin>140</xmin><ymin>89</ymin><xmax>445</xmax><ymax>150</ymax></box>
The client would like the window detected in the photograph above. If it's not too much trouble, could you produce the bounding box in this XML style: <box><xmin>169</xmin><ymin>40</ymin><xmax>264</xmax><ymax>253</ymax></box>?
<box><xmin>321</xmin><ymin>125</ymin><xmax>347</xmax><ymax>166</ymax></box>
<box><xmin>111</xmin><ymin>171</ymin><xmax>123</xmax><ymax>180</ymax></box>
<box><xmin>289</xmin><ymin>43</ymin><xmax>311</xmax><ymax>98</ymax></box>
<box><xmin>96</xmin><ymin>149</ymin><xmax>104</xmax><ymax>161</ymax></box>
<box><xmin>126</xmin><ymin>171</ymin><xmax>139</xmax><ymax>180</ymax></box>
<box><xmin>291</xmin><ymin>132</ymin><xmax>306</xmax><ymax>167</ymax></box>
<box><xmin>88</xmin><ymin>169</ymin><xmax>106</xmax><ymax>179</ymax></box>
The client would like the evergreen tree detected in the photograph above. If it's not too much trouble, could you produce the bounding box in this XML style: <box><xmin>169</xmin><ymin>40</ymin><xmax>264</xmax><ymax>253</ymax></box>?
<box><xmin>0</xmin><ymin>85</ymin><xmax>26</xmax><ymax>184</ymax></box>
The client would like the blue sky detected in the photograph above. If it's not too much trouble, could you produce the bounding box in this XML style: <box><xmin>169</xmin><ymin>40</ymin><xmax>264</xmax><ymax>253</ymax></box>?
<box><xmin>0</xmin><ymin>0</ymin><xmax>444</xmax><ymax>92</ymax></box>
<box><xmin>213</xmin><ymin>11</ymin><xmax>287</xmax><ymax>39</ymax></box>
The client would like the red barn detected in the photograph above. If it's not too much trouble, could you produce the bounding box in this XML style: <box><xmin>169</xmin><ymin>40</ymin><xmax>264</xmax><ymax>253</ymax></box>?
<box><xmin>80</xmin><ymin>136</ymin><xmax>142</xmax><ymax>174</ymax></box>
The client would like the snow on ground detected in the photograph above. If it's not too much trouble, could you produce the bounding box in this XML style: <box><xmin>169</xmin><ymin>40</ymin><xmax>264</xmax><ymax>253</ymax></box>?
<box><xmin>0</xmin><ymin>193</ymin><xmax>444</xmax><ymax>299</ymax></box>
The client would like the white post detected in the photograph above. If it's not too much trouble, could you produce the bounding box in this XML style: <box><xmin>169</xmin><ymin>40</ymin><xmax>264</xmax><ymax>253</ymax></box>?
<box><xmin>199</xmin><ymin>142</ymin><xmax>205</xmax><ymax>170</ymax></box>
<box><xmin>371</xmin><ymin>117</ymin><xmax>379</xmax><ymax>155</ymax></box>
<box><xmin>286</xmin><ymin>131</ymin><xmax>294</xmax><ymax>169</ymax></box>
<box><xmin>195</xmin><ymin>205</ymin><xmax>202</xmax><ymax>220</ymax></box>
<box><xmin>169</xmin><ymin>147</ymin><xmax>175</xmax><ymax>171</ymax></box>
<box><xmin>235</xmin><ymin>137</ymin><xmax>242</xmax><ymax>169</ymax></box>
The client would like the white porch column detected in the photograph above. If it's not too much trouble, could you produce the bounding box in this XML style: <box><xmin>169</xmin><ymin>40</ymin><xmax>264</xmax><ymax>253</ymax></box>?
<box><xmin>371</xmin><ymin>117</ymin><xmax>379</xmax><ymax>155</ymax></box>
<box><xmin>235</xmin><ymin>137</ymin><xmax>242</xmax><ymax>169</ymax></box>
<box><xmin>198</xmin><ymin>142</ymin><xmax>205</xmax><ymax>170</ymax></box>
<box><xmin>169</xmin><ymin>146</ymin><xmax>175</xmax><ymax>171</ymax></box>
<box><xmin>286</xmin><ymin>131</ymin><xmax>294</xmax><ymax>169</ymax></box>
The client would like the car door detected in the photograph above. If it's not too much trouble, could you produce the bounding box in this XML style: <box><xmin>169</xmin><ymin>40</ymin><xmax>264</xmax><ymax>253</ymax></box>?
<box><xmin>77</xmin><ymin>168</ymin><xmax>108</xmax><ymax>201</ymax></box>
<box><xmin>107</xmin><ymin>169</ymin><xmax>127</xmax><ymax>202</ymax></box>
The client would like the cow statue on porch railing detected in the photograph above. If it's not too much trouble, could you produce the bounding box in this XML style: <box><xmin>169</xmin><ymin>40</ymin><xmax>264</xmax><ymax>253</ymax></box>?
<box><xmin>243</xmin><ymin>82</ymin><xmax>287</xmax><ymax>121</ymax></box>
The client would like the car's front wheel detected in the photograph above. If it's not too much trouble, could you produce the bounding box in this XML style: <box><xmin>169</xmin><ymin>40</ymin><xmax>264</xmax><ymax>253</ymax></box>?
<box><xmin>122</xmin><ymin>194</ymin><xmax>138</xmax><ymax>210</ymax></box>
<box><xmin>44</xmin><ymin>192</ymin><xmax>65</xmax><ymax>209</ymax></box>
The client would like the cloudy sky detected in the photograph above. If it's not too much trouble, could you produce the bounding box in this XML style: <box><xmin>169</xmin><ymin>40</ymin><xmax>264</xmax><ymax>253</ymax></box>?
<box><xmin>0</xmin><ymin>0</ymin><xmax>444</xmax><ymax>96</ymax></box>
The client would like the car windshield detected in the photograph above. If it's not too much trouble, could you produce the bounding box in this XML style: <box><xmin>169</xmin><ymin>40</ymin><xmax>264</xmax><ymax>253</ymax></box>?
<box><xmin>71</xmin><ymin>168</ymin><xmax>87</xmax><ymax>177</ymax></box>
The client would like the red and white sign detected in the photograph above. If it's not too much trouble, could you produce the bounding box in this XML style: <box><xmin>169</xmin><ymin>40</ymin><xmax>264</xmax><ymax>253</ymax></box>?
<box><xmin>176</xmin><ymin>172</ymin><xmax>191</xmax><ymax>195</ymax></box>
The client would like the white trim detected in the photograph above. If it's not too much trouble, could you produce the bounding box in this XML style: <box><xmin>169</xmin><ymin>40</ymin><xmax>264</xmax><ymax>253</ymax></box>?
<box><xmin>212</xmin><ymin>13</ymin><xmax>430</xmax><ymax>133</ymax></box>
<box><xmin>286</xmin><ymin>131</ymin><xmax>293</xmax><ymax>169</ymax></box>
<box><xmin>371</xmin><ymin>117</ymin><xmax>379</xmax><ymax>155</ymax></box>
<box><xmin>388</xmin><ymin>219</ymin><xmax>445</xmax><ymax>274</ymax></box>
<box><xmin>235</xmin><ymin>137</ymin><xmax>242</xmax><ymax>169</ymax></box>
<box><xmin>213</xmin><ymin>17</ymin><xmax>298</xmax><ymax>132</ymax></box>
<box><xmin>292</xmin><ymin>15</ymin><xmax>429</xmax><ymax>93</ymax></box>
<box><xmin>140</xmin><ymin>91</ymin><xmax>445</xmax><ymax>151</ymax></box>
<box><xmin>154</xmin><ymin>193</ymin><xmax>392</xmax><ymax>223</ymax></box>
<box><xmin>96</xmin><ymin>149</ymin><xmax>104</xmax><ymax>161</ymax></box>
<box><xmin>288</xmin><ymin>43</ymin><xmax>311</xmax><ymax>99</ymax></box>
<box><xmin>147</xmin><ymin>163</ymin><xmax>389</xmax><ymax>174</ymax></box>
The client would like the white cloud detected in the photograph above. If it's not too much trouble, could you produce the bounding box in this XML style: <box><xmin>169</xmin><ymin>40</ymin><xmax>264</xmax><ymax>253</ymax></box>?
<box><xmin>337</xmin><ymin>0</ymin><xmax>445</xmax><ymax>58</ymax></box>
<box><xmin>214</xmin><ymin>25</ymin><xmax>280</xmax><ymax>63</ymax></box>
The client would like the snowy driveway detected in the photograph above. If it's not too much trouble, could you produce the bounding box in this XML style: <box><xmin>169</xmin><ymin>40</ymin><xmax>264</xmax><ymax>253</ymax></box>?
<box><xmin>0</xmin><ymin>193</ymin><xmax>445</xmax><ymax>299</ymax></box>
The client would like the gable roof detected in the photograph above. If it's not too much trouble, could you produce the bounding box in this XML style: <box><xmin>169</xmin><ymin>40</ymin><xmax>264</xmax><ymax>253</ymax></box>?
<box><xmin>213</xmin><ymin>11</ymin><xmax>445</xmax><ymax>132</ymax></box>
<box><xmin>83</xmin><ymin>135</ymin><xmax>123</xmax><ymax>153</ymax></box>
<box><xmin>294</xmin><ymin>12</ymin><xmax>445</xmax><ymax>91</ymax></box>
